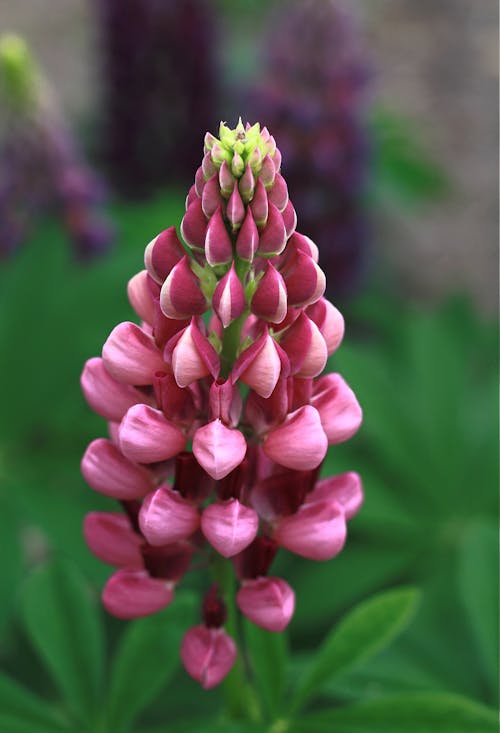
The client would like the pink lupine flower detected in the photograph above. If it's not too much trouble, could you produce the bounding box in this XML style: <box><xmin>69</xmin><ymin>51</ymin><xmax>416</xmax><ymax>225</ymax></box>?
<box><xmin>81</xmin><ymin>120</ymin><xmax>362</xmax><ymax>689</ymax></box>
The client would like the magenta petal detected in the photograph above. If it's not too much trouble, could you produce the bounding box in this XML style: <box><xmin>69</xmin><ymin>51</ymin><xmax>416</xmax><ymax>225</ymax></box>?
<box><xmin>201</xmin><ymin>499</ymin><xmax>258</xmax><ymax>557</ymax></box>
<box><xmin>181</xmin><ymin>198</ymin><xmax>208</xmax><ymax>250</ymax></box>
<box><xmin>282</xmin><ymin>200</ymin><xmax>297</xmax><ymax>238</ymax></box>
<box><xmin>83</xmin><ymin>512</ymin><xmax>143</xmax><ymax>567</ymax></box>
<box><xmin>257</xmin><ymin>202</ymin><xmax>287</xmax><ymax>257</ymax></box>
<box><xmin>250</xmin><ymin>262</ymin><xmax>287</xmax><ymax>324</ymax></box>
<box><xmin>193</xmin><ymin>420</ymin><xmax>247</xmax><ymax>480</ymax></box>
<box><xmin>119</xmin><ymin>404</ymin><xmax>186</xmax><ymax>463</ymax></box>
<box><xmin>273</xmin><ymin>499</ymin><xmax>347</xmax><ymax>560</ymax></box>
<box><xmin>160</xmin><ymin>255</ymin><xmax>207</xmax><ymax>319</ymax></box>
<box><xmin>268</xmin><ymin>172</ymin><xmax>289</xmax><ymax>212</ymax></box>
<box><xmin>202</xmin><ymin>174</ymin><xmax>223</xmax><ymax>218</ymax></box>
<box><xmin>139</xmin><ymin>486</ymin><xmax>199</xmax><ymax>545</ymax></box>
<box><xmin>181</xmin><ymin>625</ymin><xmax>236</xmax><ymax>689</ymax></box>
<box><xmin>81</xmin><ymin>438</ymin><xmax>154</xmax><ymax>499</ymax></box>
<box><xmin>102</xmin><ymin>322</ymin><xmax>165</xmax><ymax>385</ymax></box>
<box><xmin>81</xmin><ymin>357</ymin><xmax>148</xmax><ymax>422</ymax></box>
<box><xmin>311</xmin><ymin>373</ymin><xmax>363</xmax><ymax>444</ymax></box>
<box><xmin>295</xmin><ymin>320</ymin><xmax>327</xmax><ymax>378</ymax></box>
<box><xmin>204</xmin><ymin>206</ymin><xmax>233</xmax><ymax>266</ymax></box>
<box><xmin>312</xmin><ymin>472</ymin><xmax>363</xmax><ymax>520</ymax></box>
<box><xmin>102</xmin><ymin>569</ymin><xmax>174</xmax><ymax>619</ymax></box>
<box><xmin>144</xmin><ymin>227</ymin><xmax>185</xmax><ymax>282</ymax></box>
<box><xmin>250</xmin><ymin>178</ymin><xmax>269</xmax><ymax>227</ymax></box>
<box><xmin>235</xmin><ymin>208</ymin><xmax>259</xmax><ymax>261</ymax></box>
<box><xmin>212</xmin><ymin>263</ymin><xmax>246</xmax><ymax>328</ymax></box>
<box><xmin>263</xmin><ymin>405</ymin><xmax>327</xmax><ymax>470</ymax></box>
<box><xmin>226</xmin><ymin>183</ymin><xmax>245</xmax><ymax>231</ymax></box>
<box><xmin>236</xmin><ymin>331</ymin><xmax>282</xmax><ymax>398</ymax></box>
<box><xmin>237</xmin><ymin>577</ymin><xmax>295</xmax><ymax>631</ymax></box>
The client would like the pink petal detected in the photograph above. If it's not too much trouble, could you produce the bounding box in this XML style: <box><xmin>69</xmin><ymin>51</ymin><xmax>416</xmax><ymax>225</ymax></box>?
<box><xmin>102</xmin><ymin>568</ymin><xmax>174</xmax><ymax>619</ymax></box>
<box><xmin>81</xmin><ymin>357</ymin><xmax>148</xmax><ymax>422</ymax></box>
<box><xmin>311</xmin><ymin>472</ymin><xmax>363</xmax><ymax>520</ymax></box>
<box><xmin>83</xmin><ymin>512</ymin><xmax>143</xmax><ymax>567</ymax></box>
<box><xmin>119</xmin><ymin>404</ymin><xmax>186</xmax><ymax>463</ymax></box>
<box><xmin>181</xmin><ymin>198</ymin><xmax>208</xmax><ymax>251</ymax></box>
<box><xmin>139</xmin><ymin>486</ymin><xmax>200</xmax><ymax>545</ymax></box>
<box><xmin>201</xmin><ymin>499</ymin><xmax>259</xmax><ymax>558</ymax></box>
<box><xmin>307</xmin><ymin>298</ymin><xmax>344</xmax><ymax>355</ymax></box>
<box><xmin>237</xmin><ymin>577</ymin><xmax>295</xmax><ymax>632</ymax></box>
<box><xmin>81</xmin><ymin>438</ymin><xmax>154</xmax><ymax>499</ymax></box>
<box><xmin>250</xmin><ymin>262</ymin><xmax>287</xmax><ymax>324</ymax></box>
<box><xmin>144</xmin><ymin>227</ymin><xmax>185</xmax><ymax>283</ymax></box>
<box><xmin>160</xmin><ymin>255</ymin><xmax>207</xmax><ymax>319</ymax></box>
<box><xmin>212</xmin><ymin>263</ymin><xmax>246</xmax><ymax>328</ymax></box>
<box><xmin>295</xmin><ymin>319</ymin><xmax>328</xmax><ymax>378</ymax></box>
<box><xmin>235</xmin><ymin>207</ymin><xmax>259</xmax><ymax>261</ymax></box>
<box><xmin>193</xmin><ymin>420</ymin><xmax>247</xmax><ymax>480</ymax></box>
<box><xmin>102</xmin><ymin>322</ymin><xmax>165</xmax><ymax>385</ymax></box>
<box><xmin>238</xmin><ymin>332</ymin><xmax>282</xmax><ymax>398</ymax></box>
<box><xmin>263</xmin><ymin>405</ymin><xmax>327</xmax><ymax>470</ymax></box>
<box><xmin>127</xmin><ymin>270</ymin><xmax>155</xmax><ymax>324</ymax></box>
<box><xmin>181</xmin><ymin>625</ymin><xmax>236</xmax><ymax>689</ymax></box>
<box><xmin>273</xmin><ymin>499</ymin><xmax>347</xmax><ymax>560</ymax></box>
<box><xmin>311</xmin><ymin>374</ymin><xmax>363</xmax><ymax>444</ymax></box>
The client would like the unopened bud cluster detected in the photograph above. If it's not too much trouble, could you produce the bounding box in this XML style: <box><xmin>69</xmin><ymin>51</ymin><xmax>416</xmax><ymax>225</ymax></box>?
<box><xmin>81</xmin><ymin>121</ymin><xmax>362</xmax><ymax>689</ymax></box>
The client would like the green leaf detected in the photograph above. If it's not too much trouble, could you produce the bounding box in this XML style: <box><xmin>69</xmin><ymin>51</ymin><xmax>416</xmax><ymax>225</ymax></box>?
<box><xmin>0</xmin><ymin>674</ymin><xmax>70</xmax><ymax>733</ymax></box>
<box><xmin>19</xmin><ymin>558</ymin><xmax>104</xmax><ymax>724</ymax></box>
<box><xmin>293</xmin><ymin>693</ymin><xmax>498</xmax><ymax>732</ymax></box>
<box><xmin>244</xmin><ymin>620</ymin><xmax>288</xmax><ymax>719</ymax></box>
<box><xmin>140</xmin><ymin>723</ymin><xmax>264</xmax><ymax>733</ymax></box>
<box><xmin>107</xmin><ymin>592</ymin><xmax>197</xmax><ymax>733</ymax></box>
<box><xmin>457</xmin><ymin>522</ymin><xmax>499</xmax><ymax>689</ymax></box>
<box><xmin>292</xmin><ymin>587</ymin><xmax>420</xmax><ymax>713</ymax></box>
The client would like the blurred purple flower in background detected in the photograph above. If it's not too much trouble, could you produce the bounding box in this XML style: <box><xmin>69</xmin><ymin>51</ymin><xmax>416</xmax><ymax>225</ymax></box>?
<box><xmin>93</xmin><ymin>0</ymin><xmax>218</xmax><ymax>197</ymax></box>
<box><xmin>0</xmin><ymin>35</ymin><xmax>114</xmax><ymax>261</ymax></box>
<box><xmin>244</xmin><ymin>0</ymin><xmax>372</xmax><ymax>299</ymax></box>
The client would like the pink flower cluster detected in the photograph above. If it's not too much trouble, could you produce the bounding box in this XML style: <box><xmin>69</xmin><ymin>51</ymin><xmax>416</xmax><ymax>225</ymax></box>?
<box><xmin>81</xmin><ymin>121</ymin><xmax>362</xmax><ymax>689</ymax></box>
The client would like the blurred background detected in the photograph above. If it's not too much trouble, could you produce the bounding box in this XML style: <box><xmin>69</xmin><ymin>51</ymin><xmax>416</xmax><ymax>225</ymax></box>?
<box><xmin>0</xmin><ymin>0</ymin><xmax>497</xmax><ymax>730</ymax></box>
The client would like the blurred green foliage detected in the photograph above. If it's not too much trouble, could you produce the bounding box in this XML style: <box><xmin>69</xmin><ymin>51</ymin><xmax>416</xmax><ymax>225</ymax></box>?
<box><xmin>0</xmin><ymin>191</ymin><xmax>497</xmax><ymax>730</ymax></box>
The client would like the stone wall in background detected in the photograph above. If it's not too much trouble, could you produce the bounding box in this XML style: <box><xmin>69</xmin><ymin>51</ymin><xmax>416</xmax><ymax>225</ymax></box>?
<box><xmin>1</xmin><ymin>0</ymin><xmax>497</xmax><ymax>311</ymax></box>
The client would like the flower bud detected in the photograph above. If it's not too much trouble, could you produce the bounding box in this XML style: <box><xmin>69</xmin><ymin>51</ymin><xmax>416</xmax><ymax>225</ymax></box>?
<box><xmin>201</xmin><ymin>498</ymin><xmax>258</xmax><ymax>558</ymax></box>
<box><xmin>83</xmin><ymin>512</ymin><xmax>143</xmax><ymax>567</ymax></box>
<box><xmin>81</xmin><ymin>438</ymin><xmax>154</xmax><ymax>499</ymax></box>
<box><xmin>250</xmin><ymin>178</ymin><xmax>268</xmax><ymax>227</ymax></box>
<box><xmin>289</xmin><ymin>231</ymin><xmax>319</xmax><ymax>262</ymax></box>
<box><xmin>250</xmin><ymin>262</ymin><xmax>287</xmax><ymax>324</ymax></box>
<box><xmin>310</xmin><ymin>373</ymin><xmax>362</xmax><ymax>444</ymax></box>
<box><xmin>186</xmin><ymin>184</ymin><xmax>198</xmax><ymax>208</ymax></box>
<box><xmin>282</xmin><ymin>199</ymin><xmax>297</xmax><ymax>238</ymax></box>
<box><xmin>272</xmin><ymin>147</ymin><xmax>282</xmax><ymax>172</ymax></box>
<box><xmin>139</xmin><ymin>486</ymin><xmax>199</xmax><ymax>545</ymax></box>
<box><xmin>226</xmin><ymin>184</ymin><xmax>245</xmax><ymax>232</ymax></box>
<box><xmin>193</xmin><ymin>419</ymin><xmax>247</xmax><ymax>480</ymax></box>
<box><xmin>219</xmin><ymin>160</ymin><xmax>234</xmax><ymax>198</ymax></box>
<box><xmin>81</xmin><ymin>357</ymin><xmax>148</xmax><ymax>422</ymax></box>
<box><xmin>238</xmin><ymin>162</ymin><xmax>255</xmax><ymax>202</ymax></box>
<box><xmin>160</xmin><ymin>255</ymin><xmax>207</xmax><ymax>319</ymax></box>
<box><xmin>211</xmin><ymin>142</ymin><xmax>231</xmax><ymax>167</ymax></box>
<box><xmin>212</xmin><ymin>263</ymin><xmax>246</xmax><ymax>328</ymax></box>
<box><xmin>202</xmin><ymin>174</ymin><xmax>223</xmax><ymax>218</ymax></box>
<box><xmin>259</xmin><ymin>154</ymin><xmax>276</xmax><ymax>189</ymax></box>
<box><xmin>237</xmin><ymin>577</ymin><xmax>294</xmax><ymax>632</ymax></box>
<box><xmin>102</xmin><ymin>322</ymin><xmax>165</xmax><ymax>385</ymax></box>
<box><xmin>195</xmin><ymin>166</ymin><xmax>206</xmax><ymax>197</ymax></box>
<box><xmin>281</xmin><ymin>248</ymin><xmax>325</xmax><ymax>307</ymax></box>
<box><xmin>235</xmin><ymin>208</ymin><xmax>259</xmax><ymax>261</ymax></box>
<box><xmin>233</xmin><ymin>329</ymin><xmax>284</xmax><ymax>399</ymax></box>
<box><xmin>202</xmin><ymin>150</ymin><xmax>217</xmax><ymax>178</ymax></box>
<box><xmin>181</xmin><ymin>625</ymin><xmax>236</xmax><ymax>689</ymax></box>
<box><xmin>231</xmin><ymin>150</ymin><xmax>245</xmax><ymax>176</ymax></box>
<box><xmin>119</xmin><ymin>404</ymin><xmax>186</xmax><ymax>464</ymax></box>
<box><xmin>273</xmin><ymin>498</ymin><xmax>346</xmax><ymax>561</ymax></box>
<box><xmin>257</xmin><ymin>202</ymin><xmax>287</xmax><ymax>257</ymax></box>
<box><xmin>181</xmin><ymin>198</ymin><xmax>208</xmax><ymax>251</ymax></box>
<box><xmin>103</xmin><ymin>569</ymin><xmax>175</xmax><ymax>619</ymax></box>
<box><xmin>268</xmin><ymin>172</ymin><xmax>288</xmax><ymax>212</ymax></box>
<box><xmin>263</xmin><ymin>405</ymin><xmax>327</xmax><ymax>470</ymax></box>
<box><xmin>204</xmin><ymin>206</ymin><xmax>233</xmax><ymax>266</ymax></box>
<box><xmin>144</xmin><ymin>227</ymin><xmax>185</xmax><ymax>283</ymax></box>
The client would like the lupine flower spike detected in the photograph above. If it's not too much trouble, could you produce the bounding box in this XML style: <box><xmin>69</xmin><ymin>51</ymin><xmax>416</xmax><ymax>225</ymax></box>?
<box><xmin>0</xmin><ymin>34</ymin><xmax>114</xmax><ymax>260</ymax></box>
<box><xmin>81</xmin><ymin>120</ymin><xmax>363</xmax><ymax>688</ymax></box>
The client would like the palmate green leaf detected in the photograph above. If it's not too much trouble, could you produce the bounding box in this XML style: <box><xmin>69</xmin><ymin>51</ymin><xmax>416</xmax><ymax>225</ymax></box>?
<box><xmin>244</xmin><ymin>620</ymin><xmax>288</xmax><ymax>719</ymax></box>
<box><xmin>0</xmin><ymin>673</ymin><xmax>71</xmax><ymax>733</ymax></box>
<box><xmin>292</xmin><ymin>587</ymin><xmax>420</xmax><ymax>713</ymax></box>
<box><xmin>107</xmin><ymin>592</ymin><xmax>197</xmax><ymax>733</ymax></box>
<box><xmin>292</xmin><ymin>693</ymin><xmax>498</xmax><ymax>733</ymax></box>
<box><xmin>457</xmin><ymin>522</ymin><xmax>499</xmax><ymax>692</ymax></box>
<box><xmin>19</xmin><ymin>558</ymin><xmax>104</xmax><ymax>725</ymax></box>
